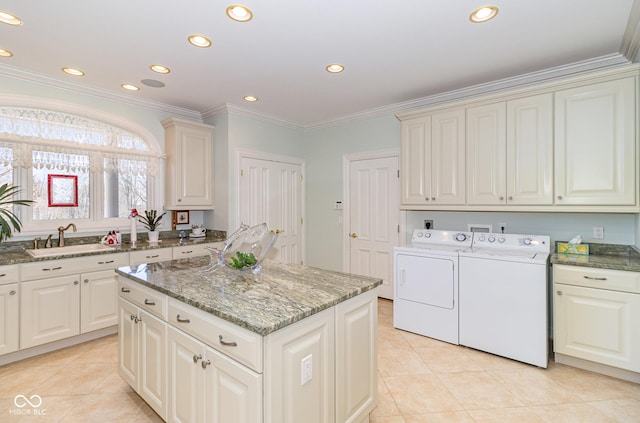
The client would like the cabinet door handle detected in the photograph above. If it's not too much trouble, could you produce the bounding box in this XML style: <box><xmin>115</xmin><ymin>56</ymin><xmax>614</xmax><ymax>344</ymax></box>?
<box><xmin>508</xmin><ymin>196</ymin><xmax>513</xmax><ymax>200</ymax></box>
<box><xmin>557</xmin><ymin>195</ymin><xmax>563</xmax><ymax>200</ymax></box>
<box><xmin>144</xmin><ymin>299</ymin><xmax>155</xmax><ymax>306</ymax></box>
<box><xmin>556</xmin><ymin>290</ymin><xmax>563</xmax><ymax>296</ymax></box>
<box><xmin>84</xmin><ymin>279</ymin><xmax>89</xmax><ymax>284</ymax></box>
<box><xmin>201</xmin><ymin>359</ymin><xmax>210</xmax><ymax>369</ymax></box>
<box><xmin>583</xmin><ymin>275</ymin><xmax>607</xmax><ymax>281</ymax></box>
<box><xmin>218</xmin><ymin>335</ymin><xmax>237</xmax><ymax>347</ymax></box>
<box><xmin>73</xmin><ymin>280</ymin><xmax>79</xmax><ymax>285</ymax></box>
<box><xmin>9</xmin><ymin>290</ymin><xmax>16</xmax><ymax>295</ymax></box>
<box><xmin>176</xmin><ymin>314</ymin><xmax>191</xmax><ymax>323</ymax></box>
<box><xmin>42</xmin><ymin>266</ymin><xmax>62</xmax><ymax>271</ymax></box>
<box><xmin>146</xmin><ymin>254</ymin><xmax>159</xmax><ymax>259</ymax></box>
<box><xmin>98</xmin><ymin>260</ymin><xmax>114</xmax><ymax>264</ymax></box>
<box><xmin>121</xmin><ymin>287</ymin><xmax>131</xmax><ymax>293</ymax></box>
<box><xmin>193</xmin><ymin>354</ymin><xmax>202</xmax><ymax>364</ymax></box>
<box><xmin>181</xmin><ymin>250</ymin><xmax>193</xmax><ymax>254</ymax></box>
<box><xmin>0</xmin><ymin>273</ymin><xmax>6</xmax><ymax>277</ymax></box>
<box><xmin>499</xmin><ymin>196</ymin><xmax>504</xmax><ymax>200</ymax></box>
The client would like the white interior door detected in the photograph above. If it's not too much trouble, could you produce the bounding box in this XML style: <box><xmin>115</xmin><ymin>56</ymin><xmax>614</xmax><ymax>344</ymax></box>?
<box><xmin>348</xmin><ymin>155</ymin><xmax>399</xmax><ymax>299</ymax></box>
<box><xmin>239</xmin><ymin>155</ymin><xmax>303</xmax><ymax>264</ymax></box>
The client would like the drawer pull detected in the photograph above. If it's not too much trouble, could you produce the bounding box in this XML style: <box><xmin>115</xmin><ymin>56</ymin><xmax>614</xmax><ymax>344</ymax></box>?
<box><xmin>121</xmin><ymin>287</ymin><xmax>131</xmax><ymax>293</ymax></box>
<box><xmin>176</xmin><ymin>314</ymin><xmax>191</xmax><ymax>323</ymax></box>
<box><xmin>193</xmin><ymin>354</ymin><xmax>202</xmax><ymax>363</ymax></box>
<box><xmin>556</xmin><ymin>290</ymin><xmax>563</xmax><ymax>296</ymax></box>
<box><xmin>98</xmin><ymin>260</ymin><xmax>115</xmax><ymax>264</ymax></box>
<box><xmin>74</xmin><ymin>280</ymin><xmax>79</xmax><ymax>285</ymax></box>
<box><xmin>218</xmin><ymin>335</ymin><xmax>238</xmax><ymax>347</ymax></box>
<box><xmin>583</xmin><ymin>276</ymin><xmax>607</xmax><ymax>281</ymax></box>
<box><xmin>182</xmin><ymin>250</ymin><xmax>193</xmax><ymax>254</ymax></box>
<box><xmin>42</xmin><ymin>266</ymin><xmax>62</xmax><ymax>271</ymax></box>
<box><xmin>201</xmin><ymin>359</ymin><xmax>211</xmax><ymax>369</ymax></box>
<box><xmin>0</xmin><ymin>273</ymin><xmax>6</xmax><ymax>277</ymax></box>
<box><xmin>144</xmin><ymin>299</ymin><xmax>156</xmax><ymax>306</ymax></box>
<box><xmin>84</xmin><ymin>279</ymin><xmax>89</xmax><ymax>284</ymax></box>
<box><xmin>9</xmin><ymin>290</ymin><xmax>16</xmax><ymax>295</ymax></box>
<box><xmin>146</xmin><ymin>254</ymin><xmax>160</xmax><ymax>259</ymax></box>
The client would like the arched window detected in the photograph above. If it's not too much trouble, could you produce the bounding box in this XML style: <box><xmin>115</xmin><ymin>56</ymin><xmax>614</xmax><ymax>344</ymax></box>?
<box><xmin>0</xmin><ymin>106</ymin><xmax>162</xmax><ymax>234</ymax></box>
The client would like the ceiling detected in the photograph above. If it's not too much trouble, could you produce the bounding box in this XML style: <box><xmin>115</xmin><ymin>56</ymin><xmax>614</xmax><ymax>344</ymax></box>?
<box><xmin>0</xmin><ymin>0</ymin><xmax>639</xmax><ymax>128</ymax></box>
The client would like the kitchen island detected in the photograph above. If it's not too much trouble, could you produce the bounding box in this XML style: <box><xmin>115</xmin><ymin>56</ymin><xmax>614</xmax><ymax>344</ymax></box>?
<box><xmin>116</xmin><ymin>256</ymin><xmax>381</xmax><ymax>423</ymax></box>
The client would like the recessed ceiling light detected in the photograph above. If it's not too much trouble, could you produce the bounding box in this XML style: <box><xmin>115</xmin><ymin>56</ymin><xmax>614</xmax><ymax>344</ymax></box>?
<box><xmin>226</xmin><ymin>5</ymin><xmax>253</xmax><ymax>22</ymax></box>
<box><xmin>243</xmin><ymin>95</ymin><xmax>258</xmax><ymax>102</ymax></box>
<box><xmin>121</xmin><ymin>84</ymin><xmax>140</xmax><ymax>91</ymax></box>
<box><xmin>0</xmin><ymin>11</ymin><xmax>23</xmax><ymax>26</ymax></box>
<box><xmin>469</xmin><ymin>5</ymin><xmax>499</xmax><ymax>23</ymax></box>
<box><xmin>188</xmin><ymin>34</ymin><xmax>212</xmax><ymax>48</ymax></box>
<box><xmin>62</xmin><ymin>67</ymin><xmax>85</xmax><ymax>76</ymax></box>
<box><xmin>0</xmin><ymin>49</ymin><xmax>13</xmax><ymax>57</ymax></box>
<box><xmin>326</xmin><ymin>64</ymin><xmax>344</xmax><ymax>73</ymax></box>
<box><xmin>150</xmin><ymin>64</ymin><xmax>171</xmax><ymax>74</ymax></box>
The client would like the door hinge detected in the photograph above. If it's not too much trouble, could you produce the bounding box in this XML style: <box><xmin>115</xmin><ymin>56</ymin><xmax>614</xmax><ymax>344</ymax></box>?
<box><xmin>397</xmin><ymin>224</ymin><xmax>400</xmax><ymax>233</ymax></box>
<box><xmin>397</xmin><ymin>169</ymin><xmax>400</xmax><ymax>178</ymax></box>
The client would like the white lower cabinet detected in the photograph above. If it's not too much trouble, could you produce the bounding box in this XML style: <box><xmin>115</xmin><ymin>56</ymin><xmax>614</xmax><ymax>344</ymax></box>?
<box><xmin>20</xmin><ymin>275</ymin><xmax>81</xmax><ymax>349</ymax></box>
<box><xmin>81</xmin><ymin>269</ymin><xmax>120</xmax><ymax>333</ymax></box>
<box><xmin>168</xmin><ymin>326</ymin><xmax>261</xmax><ymax>423</ymax></box>
<box><xmin>553</xmin><ymin>265</ymin><xmax>640</xmax><ymax>373</ymax></box>
<box><xmin>0</xmin><ymin>282</ymin><xmax>19</xmax><ymax>355</ymax></box>
<box><xmin>119</xmin><ymin>297</ymin><xmax>168</xmax><ymax>420</ymax></box>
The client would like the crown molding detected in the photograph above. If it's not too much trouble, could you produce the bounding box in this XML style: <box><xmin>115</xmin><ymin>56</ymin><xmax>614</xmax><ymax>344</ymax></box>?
<box><xmin>201</xmin><ymin>103</ymin><xmax>304</xmax><ymax>131</ymax></box>
<box><xmin>621</xmin><ymin>0</ymin><xmax>640</xmax><ymax>62</ymax></box>
<box><xmin>0</xmin><ymin>63</ymin><xmax>201</xmax><ymax>121</ymax></box>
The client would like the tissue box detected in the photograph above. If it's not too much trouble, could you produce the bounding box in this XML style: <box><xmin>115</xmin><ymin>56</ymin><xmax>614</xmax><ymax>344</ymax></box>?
<box><xmin>557</xmin><ymin>243</ymin><xmax>589</xmax><ymax>255</ymax></box>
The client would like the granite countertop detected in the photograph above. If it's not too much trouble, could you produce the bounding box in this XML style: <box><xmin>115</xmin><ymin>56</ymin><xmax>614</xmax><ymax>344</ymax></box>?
<box><xmin>116</xmin><ymin>257</ymin><xmax>382</xmax><ymax>336</ymax></box>
<box><xmin>550</xmin><ymin>242</ymin><xmax>640</xmax><ymax>272</ymax></box>
<box><xmin>0</xmin><ymin>231</ymin><xmax>226</xmax><ymax>266</ymax></box>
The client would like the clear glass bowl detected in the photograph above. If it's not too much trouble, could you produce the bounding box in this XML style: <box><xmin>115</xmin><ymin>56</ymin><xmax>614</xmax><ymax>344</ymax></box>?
<box><xmin>202</xmin><ymin>223</ymin><xmax>278</xmax><ymax>275</ymax></box>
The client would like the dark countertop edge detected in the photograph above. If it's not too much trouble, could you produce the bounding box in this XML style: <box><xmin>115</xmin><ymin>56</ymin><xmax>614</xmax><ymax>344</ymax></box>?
<box><xmin>0</xmin><ymin>236</ymin><xmax>226</xmax><ymax>266</ymax></box>
<box><xmin>550</xmin><ymin>254</ymin><xmax>640</xmax><ymax>273</ymax></box>
<box><xmin>115</xmin><ymin>266</ymin><xmax>383</xmax><ymax>336</ymax></box>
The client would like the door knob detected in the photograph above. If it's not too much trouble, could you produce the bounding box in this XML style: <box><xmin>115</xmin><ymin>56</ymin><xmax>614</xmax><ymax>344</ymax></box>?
<box><xmin>275</xmin><ymin>229</ymin><xmax>284</xmax><ymax>234</ymax></box>
<box><xmin>350</xmin><ymin>233</ymin><xmax>358</xmax><ymax>238</ymax></box>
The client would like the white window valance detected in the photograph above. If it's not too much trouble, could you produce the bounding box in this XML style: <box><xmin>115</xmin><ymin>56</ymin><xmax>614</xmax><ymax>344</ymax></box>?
<box><xmin>0</xmin><ymin>107</ymin><xmax>161</xmax><ymax>175</ymax></box>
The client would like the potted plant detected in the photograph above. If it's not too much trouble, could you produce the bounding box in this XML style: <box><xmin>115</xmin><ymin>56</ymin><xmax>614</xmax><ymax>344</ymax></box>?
<box><xmin>137</xmin><ymin>209</ymin><xmax>166</xmax><ymax>242</ymax></box>
<box><xmin>0</xmin><ymin>184</ymin><xmax>34</xmax><ymax>243</ymax></box>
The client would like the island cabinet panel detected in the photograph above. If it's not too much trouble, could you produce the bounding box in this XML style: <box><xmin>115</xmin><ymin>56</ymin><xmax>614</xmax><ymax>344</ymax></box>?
<box><xmin>264</xmin><ymin>307</ymin><xmax>335</xmax><ymax>423</ymax></box>
<box><xmin>0</xmin><ymin>283</ymin><xmax>19</xmax><ymax>355</ymax></box>
<box><xmin>80</xmin><ymin>269</ymin><xmax>119</xmax><ymax>333</ymax></box>
<box><xmin>335</xmin><ymin>290</ymin><xmax>378</xmax><ymax>423</ymax></box>
<box><xmin>20</xmin><ymin>275</ymin><xmax>80</xmax><ymax>349</ymax></box>
<box><xmin>118</xmin><ymin>297</ymin><xmax>168</xmax><ymax>421</ymax></box>
<box><xmin>119</xmin><ymin>279</ymin><xmax>168</xmax><ymax>320</ymax></box>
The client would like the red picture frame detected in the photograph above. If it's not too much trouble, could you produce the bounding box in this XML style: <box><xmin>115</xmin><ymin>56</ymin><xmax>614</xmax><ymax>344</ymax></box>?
<box><xmin>48</xmin><ymin>174</ymin><xmax>79</xmax><ymax>207</ymax></box>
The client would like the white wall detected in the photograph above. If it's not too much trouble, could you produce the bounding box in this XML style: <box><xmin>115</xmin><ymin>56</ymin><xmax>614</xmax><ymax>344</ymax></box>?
<box><xmin>303</xmin><ymin>115</ymin><xmax>400</xmax><ymax>270</ymax></box>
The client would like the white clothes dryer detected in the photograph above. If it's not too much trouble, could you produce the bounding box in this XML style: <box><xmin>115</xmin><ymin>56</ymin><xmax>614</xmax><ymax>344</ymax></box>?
<box><xmin>393</xmin><ymin>229</ymin><xmax>472</xmax><ymax>345</ymax></box>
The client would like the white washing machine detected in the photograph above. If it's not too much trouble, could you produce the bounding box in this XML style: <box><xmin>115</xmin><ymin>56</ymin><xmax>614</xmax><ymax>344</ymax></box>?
<box><xmin>393</xmin><ymin>229</ymin><xmax>472</xmax><ymax>345</ymax></box>
<box><xmin>458</xmin><ymin>233</ymin><xmax>550</xmax><ymax>367</ymax></box>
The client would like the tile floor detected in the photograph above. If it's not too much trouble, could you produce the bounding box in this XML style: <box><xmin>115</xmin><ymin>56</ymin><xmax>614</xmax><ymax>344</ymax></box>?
<box><xmin>0</xmin><ymin>299</ymin><xmax>638</xmax><ymax>422</ymax></box>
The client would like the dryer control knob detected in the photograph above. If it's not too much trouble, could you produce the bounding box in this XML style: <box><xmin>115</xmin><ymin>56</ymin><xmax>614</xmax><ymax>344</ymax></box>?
<box><xmin>498</xmin><ymin>237</ymin><xmax>505</xmax><ymax>243</ymax></box>
<box><xmin>478</xmin><ymin>235</ymin><xmax>486</xmax><ymax>242</ymax></box>
<box><xmin>488</xmin><ymin>236</ymin><xmax>496</xmax><ymax>243</ymax></box>
<box><xmin>455</xmin><ymin>233</ymin><xmax>467</xmax><ymax>242</ymax></box>
<box><xmin>425</xmin><ymin>233</ymin><xmax>432</xmax><ymax>238</ymax></box>
<box><xmin>523</xmin><ymin>238</ymin><xmax>532</xmax><ymax>245</ymax></box>
<box><xmin>417</xmin><ymin>232</ymin><xmax>424</xmax><ymax>237</ymax></box>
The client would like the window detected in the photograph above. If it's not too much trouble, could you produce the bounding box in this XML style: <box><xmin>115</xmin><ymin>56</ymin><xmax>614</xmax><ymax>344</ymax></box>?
<box><xmin>0</xmin><ymin>106</ymin><xmax>161</xmax><ymax>233</ymax></box>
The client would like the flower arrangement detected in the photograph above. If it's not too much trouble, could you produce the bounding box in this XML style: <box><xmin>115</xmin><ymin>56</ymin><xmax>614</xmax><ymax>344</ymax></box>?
<box><xmin>137</xmin><ymin>209</ymin><xmax>166</xmax><ymax>231</ymax></box>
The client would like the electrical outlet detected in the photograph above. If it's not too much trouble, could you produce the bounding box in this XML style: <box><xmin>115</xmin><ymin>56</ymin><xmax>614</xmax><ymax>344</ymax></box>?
<box><xmin>424</xmin><ymin>220</ymin><xmax>433</xmax><ymax>230</ymax></box>
<box><xmin>593</xmin><ymin>226</ymin><xmax>604</xmax><ymax>239</ymax></box>
<box><xmin>498</xmin><ymin>222</ymin><xmax>507</xmax><ymax>234</ymax></box>
<box><xmin>301</xmin><ymin>354</ymin><xmax>312</xmax><ymax>385</ymax></box>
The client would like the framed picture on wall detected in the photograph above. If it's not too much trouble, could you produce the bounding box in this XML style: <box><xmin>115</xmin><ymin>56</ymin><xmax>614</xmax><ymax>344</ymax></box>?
<box><xmin>176</xmin><ymin>210</ymin><xmax>189</xmax><ymax>225</ymax></box>
<box><xmin>48</xmin><ymin>174</ymin><xmax>78</xmax><ymax>207</ymax></box>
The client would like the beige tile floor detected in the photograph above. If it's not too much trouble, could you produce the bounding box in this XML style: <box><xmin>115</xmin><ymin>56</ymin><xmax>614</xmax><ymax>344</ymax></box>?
<box><xmin>1</xmin><ymin>299</ymin><xmax>639</xmax><ymax>422</ymax></box>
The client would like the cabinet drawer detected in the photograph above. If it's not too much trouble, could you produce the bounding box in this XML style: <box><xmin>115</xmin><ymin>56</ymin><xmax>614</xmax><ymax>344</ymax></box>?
<box><xmin>130</xmin><ymin>248</ymin><xmax>173</xmax><ymax>265</ymax></box>
<box><xmin>172</xmin><ymin>242</ymin><xmax>222</xmax><ymax>260</ymax></box>
<box><xmin>0</xmin><ymin>264</ymin><xmax>19</xmax><ymax>285</ymax></box>
<box><xmin>553</xmin><ymin>265</ymin><xmax>640</xmax><ymax>294</ymax></box>
<box><xmin>118</xmin><ymin>278</ymin><xmax>167</xmax><ymax>320</ymax></box>
<box><xmin>21</xmin><ymin>253</ymin><xmax>129</xmax><ymax>281</ymax></box>
<box><xmin>168</xmin><ymin>298</ymin><xmax>263</xmax><ymax>373</ymax></box>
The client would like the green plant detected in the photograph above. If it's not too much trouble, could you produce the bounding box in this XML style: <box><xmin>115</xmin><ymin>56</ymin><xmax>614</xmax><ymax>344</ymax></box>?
<box><xmin>228</xmin><ymin>252</ymin><xmax>257</xmax><ymax>269</ymax></box>
<box><xmin>0</xmin><ymin>184</ymin><xmax>34</xmax><ymax>242</ymax></box>
<box><xmin>137</xmin><ymin>209</ymin><xmax>166</xmax><ymax>231</ymax></box>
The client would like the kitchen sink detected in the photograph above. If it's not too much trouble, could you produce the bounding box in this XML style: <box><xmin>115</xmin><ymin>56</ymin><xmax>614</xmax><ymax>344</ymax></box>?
<box><xmin>26</xmin><ymin>243</ymin><xmax>116</xmax><ymax>258</ymax></box>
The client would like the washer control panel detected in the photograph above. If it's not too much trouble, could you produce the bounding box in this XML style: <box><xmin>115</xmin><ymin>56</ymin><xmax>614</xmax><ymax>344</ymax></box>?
<box><xmin>472</xmin><ymin>233</ymin><xmax>550</xmax><ymax>253</ymax></box>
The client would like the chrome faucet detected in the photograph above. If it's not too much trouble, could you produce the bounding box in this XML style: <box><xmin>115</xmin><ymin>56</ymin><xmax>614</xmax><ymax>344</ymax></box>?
<box><xmin>58</xmin><ymin>223</ymin><xmax>77</xmax><ymax>247</ymax></box>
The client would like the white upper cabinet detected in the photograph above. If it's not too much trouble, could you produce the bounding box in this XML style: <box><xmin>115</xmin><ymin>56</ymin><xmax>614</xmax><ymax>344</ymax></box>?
<box><xmin>163</xmin><ymin>118</ymin><xmax>215</xmax><ymax>210</ymax></box>
<box><xmin>506</xmin><ymin>94</ymin><xmax>554</xmax><ymax>205</ymax></box>
<box><xmin>466</xmin><ymin>94</ymin><xmax>553</xmax><ymax>206</ymax></box>
<box><xmin>466</xmin><ymin>102</ymin><xmax>506</xmax><ymax>205</ymax></box>
<box><xmin>554</xmin><ymin>77</ymin><xmax>636</xmax><ymax>206</ymax></box>
<box><xmin>400</xmin><ymin>110</ymin><xmax>465</xmax><ymax>206</ymax></box>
